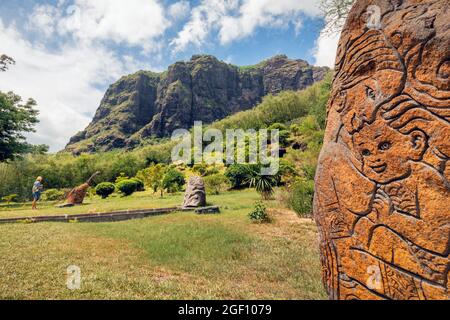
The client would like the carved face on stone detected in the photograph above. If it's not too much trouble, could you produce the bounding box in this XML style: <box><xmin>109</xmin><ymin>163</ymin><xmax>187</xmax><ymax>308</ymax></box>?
<box><xmin>352</xmin><ymin>119</ymin><xmax>427</xmax><ymax>184</ymax></box>
<box><xmin>314</xmin><ymin>0</ymin><xmax>450</xmax><ymax>300</ymax></box>
<box><xmin>331</xmin><ymin>27</ymin><xmax>405</xmax><ymax>134</ymax></box>
<box><xmin>337</xmin><ymin>70</ymin><xmax>404</xmax><ymax>133</ymax></box>
<box><xmin>183</xmin><ymin>176</ymin><xmax>206</xmax><ymax>208</ymax></box>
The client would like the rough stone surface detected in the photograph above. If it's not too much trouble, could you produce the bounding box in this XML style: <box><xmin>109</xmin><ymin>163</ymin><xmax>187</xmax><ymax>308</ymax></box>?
<box><xmin>314</xmin><ymin>0</ymin><xmax>449</xmax><ymax>300</ymax></box>
<box><xmin>65</xmin><ymin>172</ymin><xmax>100</xmax><ymax>206</ymax></box>
<box><xmin>65</xmin><ymin>55</ymin><xmax>329</xmax><ymax>154</ymax></box>
<box><xmin>183</xmin><ymin>176</ymin><xmax>206</xmax><ymax>208</ymax></box>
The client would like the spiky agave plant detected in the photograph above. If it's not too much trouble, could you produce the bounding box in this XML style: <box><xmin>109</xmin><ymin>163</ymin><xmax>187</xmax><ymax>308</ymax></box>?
<box><xmin>245</xmin><ymin>166</ymin><xmax>278</xmax><ymax>200</ymax></box>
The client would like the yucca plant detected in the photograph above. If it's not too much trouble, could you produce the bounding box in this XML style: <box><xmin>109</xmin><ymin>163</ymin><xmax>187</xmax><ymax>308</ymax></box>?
<box><xmin>245</xmin><ymin>166</ymin><xmax>278</xmax><ymax>200</ymax></box>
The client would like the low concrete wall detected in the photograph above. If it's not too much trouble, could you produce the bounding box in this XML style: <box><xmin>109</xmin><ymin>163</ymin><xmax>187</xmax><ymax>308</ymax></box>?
<box><xmin>0</xmin><ymin>207</ymin><xmax>178</xmax><ymax>224</ymax></box>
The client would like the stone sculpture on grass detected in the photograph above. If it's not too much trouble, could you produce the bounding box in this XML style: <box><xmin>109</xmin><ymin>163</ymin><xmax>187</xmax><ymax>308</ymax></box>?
<box><xmin>182</xmin><ymin>176</ymin><xmax>206</xmax><ymax>208</ymax></box>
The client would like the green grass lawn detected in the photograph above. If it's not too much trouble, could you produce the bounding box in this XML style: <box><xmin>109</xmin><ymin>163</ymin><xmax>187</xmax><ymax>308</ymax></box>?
<box><xmin>0</xmin><ymin>189</ymin><xmax>326</xmax><ymax>300</ymax></box>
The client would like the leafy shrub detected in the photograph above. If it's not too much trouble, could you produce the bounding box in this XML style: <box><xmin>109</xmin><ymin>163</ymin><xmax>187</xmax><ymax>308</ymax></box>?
<box><xmin>249</xmin><ymin>201</ymin><xmax>270</xmax><ymax>223</ymax></box>
<box><xmin>192</xmin><ymin>163</ymin><xmax>220</xmax><ymax>177</ymax></box>
<box><xmin>42</xmin><ymin>189</ymin><xmax>66</xmax><ymax>201</ymax></box>
<box><xmin>290</xmin><ymin>180</ymin><xmax>315</xmax><ymax>217</ymax></box>
<box><xmin>131</xmin><ymin>178</ymin><xmax>145</xmax><ymax>192</ymax></box>
<box><xmin>1</xmin><ymin>194</ymin><xmax>19</xmax><ymax>204</ymax></box>
<box><xmin>225</xmin><ymin>164</ymin><xmax>251</xmax><ymax>189</ymax></box>
<box><xmin>144</xmin><ymin>148</ymin><xmax>171</xmax><ymax>165</ymax></box>
<box><xmin>86</xmin><ymin>186</ymin><xmax>97</xmax><ymax>200</ymax></box>
<box><xmin>278</xmin><ymin>130</ymin><xmax>291</xmax><ymax>148</ymax></box>
<box><xmin>203</xmin><ymin>174</ymin><xmax>231</xmax><ymax>195</ymax></box>
<box><xmin>162</xmin><ymin>168</ymin><xmax>185</xmax><ymax>193</ymax></box>
<box><xmin>116</xmin><ymin>179</ymin><xmax>138</xmax><ymax>196</ymax></box>
<box><xmin>268</xmin><ymin>123</ymin><xmax>288</xmax><ymax>131</ymax></box>
<box><xmin>95</xmin><ymin>182</ymin><xmax>115</xmax><ymax>199</ymax></box>
<box><xmin>301</xmin><ymin>164</ymin><xmax>317</xmax><ymax>181</ymax></box>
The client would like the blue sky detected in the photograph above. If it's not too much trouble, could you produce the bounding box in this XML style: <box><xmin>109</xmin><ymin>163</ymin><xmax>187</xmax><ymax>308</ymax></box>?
<box><xmin>0</xmin><ymin>0</ymin><xmax>339</xmax><ymax>151</ymax></box>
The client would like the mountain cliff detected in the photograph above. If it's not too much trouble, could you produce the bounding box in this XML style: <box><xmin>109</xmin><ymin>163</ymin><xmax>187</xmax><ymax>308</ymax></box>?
<box><xmin>65</xmin><ymin>55</ymin><xmax>328</xmax><ymax>154</ymax></box>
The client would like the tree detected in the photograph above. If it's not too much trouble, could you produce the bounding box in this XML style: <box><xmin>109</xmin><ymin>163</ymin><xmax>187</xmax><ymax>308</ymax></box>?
<box><xmin>162</xmin><ymin>168</ymin><xmax>185</xmax><ymax>194</ymax></box>
<box><xmin>0</xmin><ymin>92</ymin><xmax>39</xmax><ymax>162</ymax></box>
<box><xmin>25</xmin><ymin>144</ymin><xmax>49</xmax><ymax>155</ymax></box>
<box><xmin>139</xmin><ymin>164</ymin><xmax>168</xmax><ymax>197</ymax></box>
<box><xmin>0</xmin><ymin>54</ymin><xmax>15</xmax><ymax>72</ymax></box>
<box><xmin>320</xmin><ymin>0</ymin><xmax>355</xmax><ymax>35</ymax></box>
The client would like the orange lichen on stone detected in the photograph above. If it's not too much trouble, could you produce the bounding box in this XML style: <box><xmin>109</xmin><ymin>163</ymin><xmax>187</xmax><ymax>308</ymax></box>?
<box><xmin>314</xmin><ymin>0</ymin><xmax>449</xmax><ymax>300</ymax></box>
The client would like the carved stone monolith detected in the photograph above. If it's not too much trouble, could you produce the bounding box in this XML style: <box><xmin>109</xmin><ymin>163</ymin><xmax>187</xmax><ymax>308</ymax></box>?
<box><xmin>183</xmin><ymin>176</ymin><xmax>206</xmax><ymax>208</ymax></box>
<box><xmin>314</xmin><ymin>0</ymin><xmax>449</xmax><ymax>300</ymax></box>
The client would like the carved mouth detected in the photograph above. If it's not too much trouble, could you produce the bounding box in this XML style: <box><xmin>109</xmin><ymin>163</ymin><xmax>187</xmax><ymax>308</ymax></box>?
<box><xmin>370</xmin><ymin>163</ymin><xmax>387</xmax><ymax>174</ymax></box>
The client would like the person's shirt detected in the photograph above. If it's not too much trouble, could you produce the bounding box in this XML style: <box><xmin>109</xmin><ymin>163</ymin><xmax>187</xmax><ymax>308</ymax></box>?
<box><xmin>32</xmin><ymin>181</ymin><xmax>43</xmax><ymax>193</ymax></box>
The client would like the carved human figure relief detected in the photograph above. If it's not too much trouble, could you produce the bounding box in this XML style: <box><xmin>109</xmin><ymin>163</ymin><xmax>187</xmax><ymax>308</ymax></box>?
<box><xmin>183</xmin><ymin>176</ymin><xmax>207</xmax><ymax>208</ymax></box>
<box><xmin>314</xmin><ymin>0</ymin><xmax>449</xmax><ymax>300</ymax></box>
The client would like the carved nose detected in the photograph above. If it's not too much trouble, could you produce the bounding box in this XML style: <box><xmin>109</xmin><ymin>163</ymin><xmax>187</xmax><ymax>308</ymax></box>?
<box><xmin>350</xmin><ymin>114</ymin><xmax>364</xmax><ymax>132</ymax></box>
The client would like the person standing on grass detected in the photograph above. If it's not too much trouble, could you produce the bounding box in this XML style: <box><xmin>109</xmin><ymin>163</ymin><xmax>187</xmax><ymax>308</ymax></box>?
<box><xmin>32</xmin><ymin>176</ymin><xmax>44</xmax><ymax>210</ymax></box>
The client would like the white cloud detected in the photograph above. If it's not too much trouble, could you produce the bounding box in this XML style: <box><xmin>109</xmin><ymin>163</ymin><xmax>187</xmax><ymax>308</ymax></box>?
<box><xmin>0</xmin><ymin>20</ymin><xmax>139</xmax><ymax>152</ymax></box>
<box><xmin>313</xmin><ymin>30</ymin><xmax>340</xmax><ymax>68</ymax></box>
<box><xmin>312</xmin><ymin>2</ymin><xmax>348</xmax><ymax>69</ymax></box>
<box><xmin>29</xmin><ymin>0</ymin><xmax>171</xmax><ymax>53</ymax></box>
<box><xmin>170</xmin><ymin>0</ymin><xmax>239</xmax><ymax>54</ymax></box>
<box><xmin>27</xmin><ymin>4</ymin><xmax>60</xmax><ymax>38</ymax></box>
<box><xmin>219</xmin><ymin>0</ymin><xmax>321</xmax><ymax>45</ymax></box>
<box><xmin>169</xmin><ymin>1</ymin><xmax>191</xmax><ymax>21</ymax></box>
<box><xmin>171</xmin><ymin>0</ymin><xmax>322</xmax><ymax>53</ymax></box>
<box><xmin>0</xmin><ymin>0</ymin><xmax>173</xmax><ymax>152</ymax></box>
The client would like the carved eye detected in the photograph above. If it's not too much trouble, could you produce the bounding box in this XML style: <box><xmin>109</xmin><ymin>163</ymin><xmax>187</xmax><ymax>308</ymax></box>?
<box><xmin>362</xmin><ymin>149</ymin><xmax>371</xmax><ymax>157</ymax></box>
<box><xmin>366</xmin><ymin>86</ymin><xmax>376</xmax><ymax>101</ymax></box>
<box><xmin>379</xmin><ymin>141</ymin><xmax>392</xmax><ymax>151</ymax></box>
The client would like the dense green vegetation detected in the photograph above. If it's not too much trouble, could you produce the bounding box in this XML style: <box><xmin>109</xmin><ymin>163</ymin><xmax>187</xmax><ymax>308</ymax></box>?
<box><xmin>0</xmin><ymin>69</ymin><xmax>331</xmax><ymax>299</ymax></box>
<box><xmin>0</xmin><ymin>72</ymin><xmax>332</xmax><ymax>217</ymax></box>
<box><xmin>210</xmin><ymin>73</ymin><xmax>330</xmax><ymax>132</ymax></box>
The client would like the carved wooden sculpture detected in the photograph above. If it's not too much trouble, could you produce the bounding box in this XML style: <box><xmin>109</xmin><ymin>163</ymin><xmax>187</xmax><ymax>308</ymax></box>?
<box><xmin>314</xmin><ymin>0</ymin><xmax>449</xmax><ymax>300</ymax></box>
<box><xmin>65</xmin><ymin>171</ymin><xmax>100</xmax><ymax>206</ymax></box>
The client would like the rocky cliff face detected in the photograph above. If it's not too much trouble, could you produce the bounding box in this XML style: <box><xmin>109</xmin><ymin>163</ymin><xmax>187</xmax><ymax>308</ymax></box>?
<box><xmin>65</xmin><ymin>55</ymin><xmax>328</xmax><ymax>154</ymax></box>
